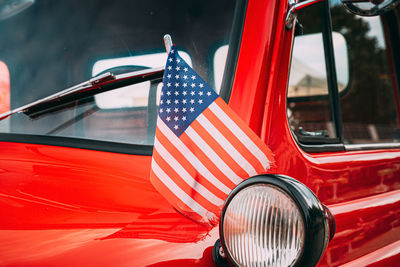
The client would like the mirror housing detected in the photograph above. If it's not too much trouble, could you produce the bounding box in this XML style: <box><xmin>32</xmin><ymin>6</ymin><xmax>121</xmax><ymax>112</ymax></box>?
<box><xmin>342</xmin><ymin>0</ymin><xmax>400</xmax><ymax>16</ymax></box>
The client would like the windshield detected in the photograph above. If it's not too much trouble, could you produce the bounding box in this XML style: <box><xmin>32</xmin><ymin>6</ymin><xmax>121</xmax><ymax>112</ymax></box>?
<box><xmin>0</xmin><ymin>0</ymin><xmax>238</xmax><ymax>145</ymax></box>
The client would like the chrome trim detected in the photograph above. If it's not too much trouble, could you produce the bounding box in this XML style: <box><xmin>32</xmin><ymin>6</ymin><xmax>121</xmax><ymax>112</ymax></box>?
<box><xmin>345</xmin><ymin>142</ymin><xmax>400</xmax><ymax>151</ymax></box>
<box><xmin>163</xmin><ymin>34</ymin><xmax>173</xmax><ymax>54</ymax></box>
<box><xmin>286</xmin><ymin>0</ymin><xmax>325</xmax><ymax>29</ymax></box>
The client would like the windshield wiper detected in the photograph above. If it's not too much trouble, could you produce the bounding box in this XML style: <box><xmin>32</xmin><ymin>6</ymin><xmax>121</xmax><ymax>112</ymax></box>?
<box><xmin>0</xmin><ymin>67</ymin><xmax>164</xmax><ymax>120</ymax></box>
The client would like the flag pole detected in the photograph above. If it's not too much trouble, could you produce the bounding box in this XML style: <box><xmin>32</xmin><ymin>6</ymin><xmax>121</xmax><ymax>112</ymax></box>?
<box><xmin>163</xmin><ymin>34</ymin><xmax>173</xmax><ymax>54</ymax></box>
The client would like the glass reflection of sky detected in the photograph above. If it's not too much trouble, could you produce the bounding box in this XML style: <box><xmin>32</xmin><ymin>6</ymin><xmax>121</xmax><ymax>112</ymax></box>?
<box><xmin>290</xmin><ymin>32</ymin><xmax>349</xmax><ymax>86</ymax></box>
<box><xmin>364</xmin><ymin>16</ymin><xmax>385</xmax><ymax>48</ymax></box>
<box><xmin>290</xmin><ymin>11</ymin><xmax>386</xmax><ymax>87</ymax></box>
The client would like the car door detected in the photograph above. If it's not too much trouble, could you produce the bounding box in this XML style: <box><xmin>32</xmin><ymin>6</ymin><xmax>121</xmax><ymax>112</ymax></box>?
<box><xmin>270</xmin><ymin>1</ymin><xmax>400</xmax><ymax>266</ymax></box>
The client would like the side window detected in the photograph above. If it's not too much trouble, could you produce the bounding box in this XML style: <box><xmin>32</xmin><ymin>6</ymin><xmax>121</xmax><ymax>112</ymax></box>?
<box><xmin>331</xmin><ymin>6</ymin><xmax>399</xmax><ymax>144</ymax></box>
<box><xmin>288</xmin><ymin>2</ymin><xmax>339</xmax><ymax>143</ymax></box>
<box><xmin>288</xmin><ymin>1</ymin><xmax>400</xmax><ymax>148</ymax></box>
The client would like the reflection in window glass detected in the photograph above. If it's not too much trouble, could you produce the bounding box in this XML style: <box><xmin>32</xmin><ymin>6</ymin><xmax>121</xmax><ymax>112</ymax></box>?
<box><xmin>287</xmin><ymin>2</ymin><xmax>337</xmax><ymax>141</ymax></box>
<box><xmin>213</xmin><ymin>45</ymin><xmax>228</xmax><ymax>93</ymax></box>
<box><xmin>331</xmin><ymin>4</ymin><xmax>399</xmax><ymax>144</ymax></box>
<box><xmin>332</xmin><ymin>32</ymin><xmax>349</xmax><ymax>91</ymax></box>
<box><xmin>288</xmin><ymin>33</ymin><xmax>328</xmax><ymax>98</ymax></box>
<box><xmin>0</xmin><ymin>0</ymin><xmax>237</xmax><ymax>145</ymax></box>
<box><xmin>82</xmin><ymin>82</ymin><xmax>153</xmax><ymax>144</ymax></box>
<box><xmin>92</xmin><ymin>52</ymin><xmax>192</xmax><ymax>109</ymax></box>
<box><xmin>288</xmin><ymin>32</ymin><xmax>348</xmax><ymax>98</ymax></box>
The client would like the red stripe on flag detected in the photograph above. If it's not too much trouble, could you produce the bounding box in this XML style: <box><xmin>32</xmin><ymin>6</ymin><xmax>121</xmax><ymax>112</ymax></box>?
<box><xmin>150</xmin><ymin>168</ymin><xmax>206</xmax><ymax>223</ymax></box>
<box><xmin>179</xmin><ymin>132</ymin><xmax>237</xmax><ymax>190</ymax></box>
<box><xmin>190</xmin><ymin>119</ymin><xmax>249</xmax><ymax>179</ymax></box>
<box><xmin>202</xmin><ymin>107</ymin><xmax>266</xmax><ymax>173</ymax></box>
<box><xmin>214</xmin><ymin>97</ymin><xmax>274</xmax><ymax>168</ymax></box>
<box><xmin>156</xmin><ymin>128</ymin><xmax>229</xmax><ymax>200</ymax></box>
<box><xmin>152</xmin><ymin>149</ymin><xmax>221</xmax><ymax>215</ymax></box>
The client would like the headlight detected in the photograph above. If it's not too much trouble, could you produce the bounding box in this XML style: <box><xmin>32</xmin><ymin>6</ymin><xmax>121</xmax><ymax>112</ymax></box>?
<box><xmin>219</xmin><ymin>174</ymin><xmax>334</xmax><ymax>267</ymax></box>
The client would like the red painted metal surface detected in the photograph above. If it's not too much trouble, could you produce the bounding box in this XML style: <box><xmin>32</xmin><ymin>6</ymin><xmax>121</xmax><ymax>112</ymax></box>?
<box><xmin>259</xmin><ymin>0</ymin><xmax>400</xmax><ymax>265</ymax></box>
<box><xmin>0</xmin><ymin>0</ymin><xmax>399</xmax><ymax>266</ymax></box>
<box><xmin>0</xmin><ymin>142</ymin><xmax>218</xmax><ymax>266</ymax></box>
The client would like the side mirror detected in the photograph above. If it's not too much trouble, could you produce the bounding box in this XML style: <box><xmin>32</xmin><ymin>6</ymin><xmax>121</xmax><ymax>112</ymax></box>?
<box><xmin>286</xmin><ymin>0</ymin><xmax>400</xmax><ymax>30</ymax></box>
<box><xmin>0</xmin><ymin>0</ymin><xmax>34</xmax><ymax>21</ymax></box>
<box><xmin>342</xmin><ymin>0</ymin><xmax>400</xmax><ymax>16</ymax></box>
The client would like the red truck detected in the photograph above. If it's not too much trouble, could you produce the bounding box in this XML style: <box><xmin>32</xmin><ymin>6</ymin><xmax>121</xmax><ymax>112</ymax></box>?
<box><xmin>0</xmin><ymin>0</ymin><xmax>399</xmax><ymax>266</ymax></box>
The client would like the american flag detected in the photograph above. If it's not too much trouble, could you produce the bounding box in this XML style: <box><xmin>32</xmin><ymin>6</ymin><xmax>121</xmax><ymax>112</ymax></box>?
<box><xmin>150</xmin><ymin>45</ymin><xmax>273</xmax><ymax>226</ymax></box>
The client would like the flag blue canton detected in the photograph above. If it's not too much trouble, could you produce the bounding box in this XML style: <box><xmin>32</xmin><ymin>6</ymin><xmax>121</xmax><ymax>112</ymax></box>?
<box><xmin>159</xmin><ymin>46</ymin><xmax>218</xmax><ymax>136</ymax></box>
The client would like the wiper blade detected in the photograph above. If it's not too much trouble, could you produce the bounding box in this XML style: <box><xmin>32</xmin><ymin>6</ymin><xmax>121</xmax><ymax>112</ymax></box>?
<box><xmin>0</xmin><ymin>72</ymin><xmax>115</xmax><ymax>120</ymax></box>
<box><xmin>0</xmin><ymin>67</ymin><xmax>164</xmax><ymax>120</ymax></box>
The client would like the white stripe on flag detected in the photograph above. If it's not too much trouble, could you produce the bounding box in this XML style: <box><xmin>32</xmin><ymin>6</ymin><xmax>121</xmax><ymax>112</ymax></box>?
<box><xmin>197</xmin><ymin>113</ymin><xmax>257</xmax><ymax>177</ymax></box>
<box><xmin>185</xmin><ymin>126</ymin><xmax>243</xmax><ymax>185</ymax></box>
<box><xmin>208</xmin><ymin>102</ymin><xmax>270</xmax><ymax>170</ymax></box>
<box><xmin>157</xmin><ymin>118</ymin><xmax>231</xmax><ymax>194</ymax></box>
<box><xmin>154</xmin><ymin>137</ymin><xmax>224</xmax><ymax>206</ymax></box>
<box><xmin>152</xmin><ymin>158</ymin><xmax>210</xmax><ymax>217</ymax></box>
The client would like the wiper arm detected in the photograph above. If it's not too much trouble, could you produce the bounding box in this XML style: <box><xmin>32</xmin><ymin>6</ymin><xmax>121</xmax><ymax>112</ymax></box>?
<box><xmin>0</xmin><ymin>67</ymin><xmax>164</xmax><ymax>120</ymax></box>
<box><xmin>0</xmin><ymin>72</ymin><xmax>115</xmax><ymax>120</ymax></box>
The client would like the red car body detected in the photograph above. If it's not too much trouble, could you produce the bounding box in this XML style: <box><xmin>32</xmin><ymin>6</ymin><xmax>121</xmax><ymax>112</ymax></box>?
<box><xmin>0</xmin><ymin>0</ymin><xmax>400</xmax><ymax>266</ymax></box>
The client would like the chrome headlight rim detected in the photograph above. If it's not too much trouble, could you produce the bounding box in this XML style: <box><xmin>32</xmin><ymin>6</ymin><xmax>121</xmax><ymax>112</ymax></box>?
<box><xmin>219</xmin><ymin>174</ymin><xmax>330</xmax><ymax>267</ymax></box>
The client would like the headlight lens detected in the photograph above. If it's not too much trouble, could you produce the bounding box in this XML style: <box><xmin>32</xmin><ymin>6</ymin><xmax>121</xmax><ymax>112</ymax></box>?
<box><xmin>219</xmin><ymin>175</ymin><xmax>334</xmax><ymax>267</ymax></box>
<box><xmin>222</xmin><ymin>184</ymin><xmax>305</xmax><ymax>267</ymax></box>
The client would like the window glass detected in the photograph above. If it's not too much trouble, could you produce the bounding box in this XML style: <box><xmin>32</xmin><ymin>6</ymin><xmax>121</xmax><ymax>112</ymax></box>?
<box><xmin>288</xmin><ymin>33</ymin><xmax>329</xmax><ymax>98</ymax></box>
<box><xmin>92</xmin><ymin>52</ymin><xmax>192</xmax><ymax>109</ymax></box>
<box><xmin>288</xmin><ymin>32</ymin><xmax>348</xmax><ymax>98</ymax></box>
<box><xmin>287</xmin><ymin>3</ymin><xmax>337</xmax><ymax>142</ymax></box>
<box><xmin>213</xmin><ymin>45</ymin><xmax>229</xmax><ymax>93</ymax></box>
<box><xmin>288</xmin><ymin>1</ymin><xmax>400</xmax><ymax>147</ymax></box>
<box><xmin>331</xmin><ymin>3</ymin><xmax>399</xmax><ymax>144</ymax></box>
<box><xmin>332</xmin><ymin>32</ymin><xmax>349</xmax><ymax>92</ymax></box>
<box><xmin>0</xmin><ymin>0</ymin><xmax>237</xmax><ymax>145</ymax></box>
